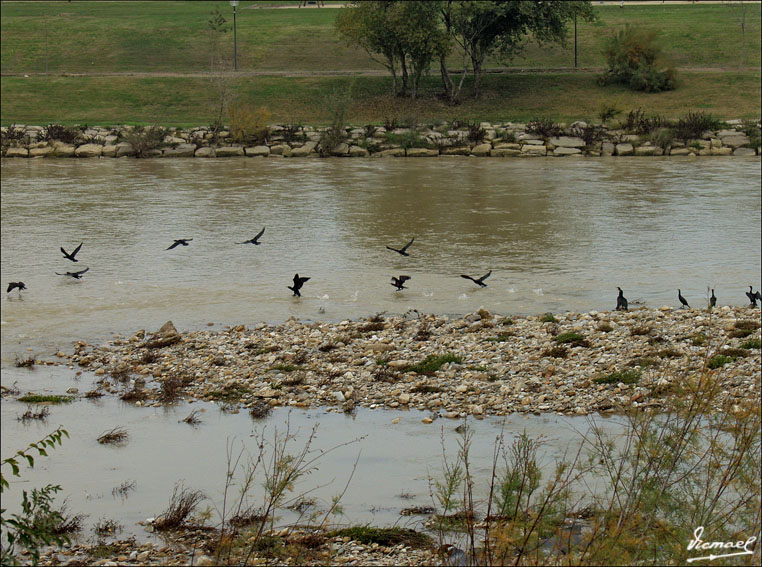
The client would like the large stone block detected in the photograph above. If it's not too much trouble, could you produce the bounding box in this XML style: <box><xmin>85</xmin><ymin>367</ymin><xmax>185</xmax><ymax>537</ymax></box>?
<box><xmin>348</xmin><ymin>145</ymin><xmax>369</xmax><ymax>157</ymax></box>
<box><xmin>490</xmin><ymin>148</ymin><xmax>521</xmax><ymax>157</ymax></box>
<box><xmin>733</xmin><ymin>147</ymin><xmax>757</xmax><ymax>157</ymax></box>
<box><xmin>521</xmin><ymin>144</ymin><xmax>547</xmax><ymax>156</ymax></box>
<box><xmin>470</xmin><ymin>143</ymin><xmax>492</xmax><ymax>156</ymax></box>
<box><xmin>5</xmin><ymin>147</ymin><xmax>29</xmax><ymax>157</ymax></box>
<box><xmin>163</xmin><ymin>143</ymin><xmax>197</xmax><ymax>157</ymax></box>
<box><xmin>194</xmin><ymin>147</ymin><xmax>215</xmax><ymax>157</ymax></box>
<box><xmin>553</xmin><ymin>147</ymin><xmax>582</xmax><ymax>156</ymax></box>
<box><xmin>245</xmin><ymin>145</ymin><xmax>270</xmax><ymax>157</ymax></box>
<box><xmin>75</xmin><ymin>143</ymin><xmax>103</xmax><ymax>157</ymax></box>
<box><xmin>52</xmin><ymin>142</ymin><xmax>76</xmax><ymax>157</ymax></box>
<box><xmin>549</xmin><ymin>136</ymin><xmax>585</xmax><ymax>148</ymax></box>
<box><xmin>406</xmin><ymin>148</ymin><xmax>439</xmax><ymax>157</ymax></box>
<box><xmin>215</xmin><ymin>146</ymin><xmax>244</xmax><ymax>157</ymax></box>
<box><xmin>376</xmin><ymin>148</ymin><xmax>405</xmax><ymax>157</ymax></box>
<box><xmin>721</xmin><ymin>135</ymin><xmax>750</xmax><ymax>148</ymax></box>
<box><xmin>290</xmin><ymin>141</ymin><xmax>317</xmax><ymax>157</ymax></box>
<box><xmin>115</xmin><ymin>142</ymin><xmax>136</xmax><ymax>157</ymax></box>
<box><xmin>615</xmin><ymin>143</ymin><xmax>633</xmax><ymax>156</ymax></box>
<box><xmin>29</xmin><ymin>146</ymin><xmax>53</xmax><ymax>158</ymax></box>
<box><xmin>441</xmin><ymin>146</ymin><xmax>471</xmax><ymax>156</ymax></box>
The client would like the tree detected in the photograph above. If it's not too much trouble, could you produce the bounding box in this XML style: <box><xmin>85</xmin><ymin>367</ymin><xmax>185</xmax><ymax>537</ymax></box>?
<box><xmin>336</xmin><ymin>1</ymin><xmax>449</xmax><ymax>99</ymax></box>
<box><xmin>440</xmin><ymin>1</ymin><xmax>595</xmax><ymax>102</ymax></box>
<box><xmin>208</xmin><ymin>7</ymin><xmax>229</xmax><ymax>79</ymax></box>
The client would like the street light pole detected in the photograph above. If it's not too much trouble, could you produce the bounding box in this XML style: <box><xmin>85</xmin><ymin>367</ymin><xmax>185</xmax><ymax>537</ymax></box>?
<box><xmin>230</xmin><ymin>0</ymin><xmax>239</xmax><ymax>71</ymax></box>
<box><xmin>574</xmin><ymin>13</ymin><xmax>578</xmax><ymax>68</ymax></box>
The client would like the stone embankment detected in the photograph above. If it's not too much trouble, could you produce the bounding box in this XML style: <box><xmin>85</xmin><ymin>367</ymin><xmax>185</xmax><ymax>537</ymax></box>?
<box><xmin>65</xmin><ymin>306</ymin><xmax>761</xmax><ymax>417</ymax></box>
<box><xmin>2</xmin><ymin>119</ymin><xmax>759</xmax><ymax>159</ymax></box>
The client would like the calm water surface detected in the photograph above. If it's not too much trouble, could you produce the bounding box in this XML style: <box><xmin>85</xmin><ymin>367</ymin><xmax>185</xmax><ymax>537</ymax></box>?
<box><xmin>1</xmin><ymin>156</ymin><xmax>759</xmax><ymax>540</ymax></box>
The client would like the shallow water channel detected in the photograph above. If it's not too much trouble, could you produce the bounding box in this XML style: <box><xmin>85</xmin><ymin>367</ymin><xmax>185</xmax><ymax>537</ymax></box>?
<box><xmin>1</xmin><ymin>156</ymin><xmax>760</xmax><ymax>542</ymax></box>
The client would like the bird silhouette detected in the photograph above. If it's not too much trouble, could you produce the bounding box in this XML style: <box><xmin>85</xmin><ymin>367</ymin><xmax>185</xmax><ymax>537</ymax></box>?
<box><xmin>678</xmin><ymin>289</ymin><xmax>690</xmax><ymax>309</ymax></box>
<box><xmin>237</xmin><ymin>227</ymin><xmax>265</xmax><ymax>245</ymax></box>
<box><xmin>56</xmin><ymin>267</ymin><xmax>89</xmax><ymax>279</ymax></box>
<box><xmin>7</xmin><ymin>282</ymin><xmax>26</xmax><ymax>293</ymax></box>
<box><xmin>616</xmin><ymin>287</ymin><xmax>628</xmax><ymax>311</ymax></box>
<box><xmin>166</xmin><ymin>239</ymin><xmax>192</xmax><ymax>250</ymax></box>
<box><xmin>746</xmin><ymin>286</ymin><xmax>760</xmax><ymax>307</ymax></box>
<box><xmin>61</xmin><ymin>242</ymin><xmax>83</xmax><ymax>262</ymax></box>
<box><xmin>391</xmin><ymin>275</ymin><xmax>411</xmax><ymax>291</ymax></box>
<box><xmin>709</xmin><ymin>289</ymin><xmax>717</xmax><ymax>308</ymax></box>
<box><xmin>386</xmin><ymin>238</ymin><xmax>414</xmax><ymax>256</ymax></box>
<box><xmin>288</xmin><ymin>274</ymin><xmax>310</xmax><ymax>297</ymax></box>
<box><xmin>461</xmin><ymin>271</ymin><xmax>491</xmax><ymax>288</ymax></box>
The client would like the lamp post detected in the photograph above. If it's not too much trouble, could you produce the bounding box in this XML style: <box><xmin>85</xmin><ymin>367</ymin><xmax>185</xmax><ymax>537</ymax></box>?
<box><xmin>230</xmin><ymin>0</ymin><xmax>239</xmax><ymax>71</ymax></box>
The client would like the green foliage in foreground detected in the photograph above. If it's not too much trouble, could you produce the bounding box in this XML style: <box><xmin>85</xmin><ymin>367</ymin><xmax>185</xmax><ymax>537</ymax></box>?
<box><xmin>1</xmin><ymin>427</ymin><xmax>70</xmax><ymax>566</ymax></box>
<box><xmin>594</xmin><ymin>369</ymin><xmax>642</xmax><ymax>385</ymax></box>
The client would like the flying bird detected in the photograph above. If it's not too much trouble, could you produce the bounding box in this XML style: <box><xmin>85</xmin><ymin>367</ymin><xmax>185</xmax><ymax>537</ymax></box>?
<box><xmin>616</xmin><ymin>287</ymin><xmax>628</xmax><ymax>311</ymax></box>
<box><xmin>678</xmin><ymin>289</ymin><xmax>690</xmax><ymax>309</ymax></box>
<box><xmin>391</xmin><ymin>275</ymin><xmax>411</xmax><ymax>291</ymax></box>
<box><xmin>386</xmin><ymin>238</ymin><xmax>414</xmax><ymax>257</ymax></box>
<box><xmin>61</xmin><ymin>242</ymin><xmax>83</xmax><ymax>262</ymax></box>
<box><xmin>237</xmin><ymin>227</ymin><xmax>265</xmax><ymax>245</ymax></box>
<box><xmin>746</xmin><ymin>286</ymin><xmax>760</xmax><ymax>307</ymax></box>
<box><xmin>461</xmin><ymin>271</ymin><xmax>492</xmax><ymax>288</ymax></box>
<box><xmin>709</xmin><ymin>289</ymin><xmax>717</xmax><ymax>308</ymax></box>
<box><xmin>166</xmin><ymin>239</ymin><xmax>192</xmax><ymax>250</ymax></box>
<box><xmin>7</xmin><ymin>282</ymin><xmax>26</xmax><ymax>293</ymax></box>
<box><xmin>56</xmin><ymin>267</ymin><xmax>89</xmax><ymax>279</ymax></box>
<box><xmin>288</xmin><ymin>273</ymin><xmax>310</xmax><ymax>297</ymax></box>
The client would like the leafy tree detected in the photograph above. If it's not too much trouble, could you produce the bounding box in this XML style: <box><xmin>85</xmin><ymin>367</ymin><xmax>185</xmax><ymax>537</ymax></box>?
<box><xmin>336</xmin><ymin>1</ymin><xmax>449</xmax><ymax>99</ymax></box>
<box><xmin>441</xmin><ymin>1</ymin><xmax>596</xmax><ymax>102</ymax></box>
<box><xmin>208</xmin><ymin>7</ymin><xmax>229</xmax><ymax>78</ymax></box>
<box><xmin>598</xmin><ymin>26</ymin><xmax>676</xmax><ymax>92</ymax></box>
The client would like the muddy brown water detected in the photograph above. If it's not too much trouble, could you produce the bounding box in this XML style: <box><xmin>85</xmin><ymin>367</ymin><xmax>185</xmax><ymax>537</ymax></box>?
<box><xmin>1</xmin><ymin>156</ymin><xmax>760</xmax><ymax>541</ymax></box>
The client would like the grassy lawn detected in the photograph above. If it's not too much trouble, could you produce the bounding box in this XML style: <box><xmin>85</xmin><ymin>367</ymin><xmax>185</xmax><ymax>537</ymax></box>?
<box><xmin>0</xmin><ymin>1</ymin><xmax>759</xmax><ymax>126</ymax></box>
<box><xmin>1</xmin><ymin>2</ymin><xmax>759</xmax><ymax>74</ymax></box>
<box><xmin>2</xmin><ymin>71</ymin><xmax>759</xmax><ymax>127</ymax></box>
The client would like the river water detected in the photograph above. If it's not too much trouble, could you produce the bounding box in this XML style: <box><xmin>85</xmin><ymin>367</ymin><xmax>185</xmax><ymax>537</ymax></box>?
<box><xmin>1</xmin><ymin>156</ymin><xmax>760</xmax><ymax>541</ymax></box>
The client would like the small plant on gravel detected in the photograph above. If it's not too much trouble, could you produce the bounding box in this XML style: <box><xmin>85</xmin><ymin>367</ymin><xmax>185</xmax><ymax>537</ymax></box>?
<box><xmin>97</xmin><ymin>427</ymin><xmax>128</xmax><ymax>445</ymax></box>
<box><xmin>629</xmin><ymin>325</ymin><xmax>652</xmax><ymax>336</ymax></box>
<box><xmin>553</xmin><ymin>332</ymin><xmax>588</xmax><ymax>347</ymax></box>
<box><xmin>331</xmin><ymin>526</ymin><xmax>431</xmax><ymax>547</ymax></box>
<box><xmin>540</xmin><ymin>313</ymin><xmax>557</xmax><ymax>323</ymax></box>
<box><xmin>707</xmin><ymin>354</ymin><xmax>735</xmax><ymax>369</ymax></box>
<box><xmin>542</xmin><ymin>346</ymin><xmax>568</xmax><ymax>359</ymax></box>
<box><xmin>690</xmin><ymin>333</ymin><xmax>707</xmax><ymax>346</ymax></box>
<box><xmin>153</xmin><ymin>483</ymin><xmax>206</xmax><ymax>531</ymax></box>
<box><xmin>658</xmin><ymin>347</ymin><xmax>682</xmax><ymax>358</ymax></box>
<box><xmin>485</xmin><ymin>333</ymin><xmax>514</xmax><ymax>343</ymax></box>
<box><xmin>411</xmin><ymin>384</ymin><xmax>443</xmax><ymax>394</ymax></box>
<box><xmin>405</xmin><ymin>353</ymin><xmax>461</xmax><ymax>374</ymax></box>
<box><xmin>594</xmin><ymin>369</ymin><xmax>642</xmax><ymax>384</ymax></box>
<box><xmin>741</xmin><ymin>338</ymin><xmax>761</xmax><ymax>350</ymax></box>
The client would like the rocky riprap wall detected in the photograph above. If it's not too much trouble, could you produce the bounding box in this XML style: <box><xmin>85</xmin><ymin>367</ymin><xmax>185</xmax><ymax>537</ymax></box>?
<box><xmin>2</xmin><ymin>119</ymin><xmax>760</xmax><ymax>159</ymax></box>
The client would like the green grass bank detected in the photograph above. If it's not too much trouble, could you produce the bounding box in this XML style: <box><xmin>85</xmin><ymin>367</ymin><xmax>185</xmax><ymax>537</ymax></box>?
<box><xmin>1</xmin><ymin>1</ymin><xmax>760</xmax><ymax>126</ymax></box>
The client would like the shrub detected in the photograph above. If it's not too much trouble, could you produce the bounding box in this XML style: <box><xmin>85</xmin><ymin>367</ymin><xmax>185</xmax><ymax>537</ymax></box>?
<box><xmin>228</xmin><ymin>103</ymin><xmax>271</xmax><ymax>144</ymax></box>
<box><xmin>741</xmin><ymin>120</ymin><xmax>761</xmax><ymax>150</ymax></box>
<box><xmin>599</xmin><ymin>26</ymin><xmax>676</xmax><ymax>92</ymax></box>
<box><xmin>384</xmin><ymin>130</ymin><xmax>431</xmax><ymax>149</ymax></box>
<box><xmin>526</xmin><ymin>118</ymin><xmax>563</xmax><ymax>139</ymax></box>
<box><xmin>553</xmin><ymin>332</ymin><xmax>588</xmax><ymax>347</ymax></box>
<box><xmin>122</xmin><ymin>125</ymin><xmax>166</xmax><ymax>157</ymax></box>
<box><xmin>707</xmin><ymin>355</ymin><xmax>734</xmax><ymax>369</ymax></box>
<box><xmin>44</xmin><ymin>124</ymin><xmax>81</xmax><ymax>145</ymax></box>
<box><xmin>624</xmin><ymin>108</ymin><xmax>667</xmax><ymax>135</ymax></box>
<box><xmin>598</xmin><ymin>101</ymin><xmax>622</xmax><ymax>124</ymax></box>
<box><xmin>594</xmin><ymin>369</ymin><xmax>642</xmax><ymax>384</ymax></box>
<box><xmin>569</xmin><ymin>124</ymin><xmax>606</xmax><ymax>148</ymax></box>
<box><xmin>649</xmin><ymin>127</ymin><xmax>674</xmax><ymax>151</ymax></box>
<box><xmin>672</xmin><ymin>111</ymin><xmax>722</xmax><ymax>142</ymax></box>
<box><xmin>540</xmin><ymin>313</ymin><xmax>557</xmax><ymax>323</ymax></box>
<box><xmin>464</xmin><ymin>121</ymin><xmax>486</xmax><ymax>144</ymax></box>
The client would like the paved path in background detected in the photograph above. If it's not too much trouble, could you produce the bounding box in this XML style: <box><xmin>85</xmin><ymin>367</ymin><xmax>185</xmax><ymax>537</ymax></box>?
<box><xmin>2</xmin><ymin>66</ymin><xmax>758</xmax><ymax>78</ymax></box>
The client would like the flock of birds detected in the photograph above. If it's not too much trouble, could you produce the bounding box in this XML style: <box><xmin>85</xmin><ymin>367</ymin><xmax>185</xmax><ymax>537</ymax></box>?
<box><xmin>5</xmin><ymin>229</ymin><xmax>762</xmax><ymax>311</ymax></box>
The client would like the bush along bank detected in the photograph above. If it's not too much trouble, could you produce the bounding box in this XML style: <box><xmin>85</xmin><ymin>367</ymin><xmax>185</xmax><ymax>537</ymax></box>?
<box><xmin>1</xmin><ymin>116</ymin><xmax>760</xmax><ymax>159</ymax></box>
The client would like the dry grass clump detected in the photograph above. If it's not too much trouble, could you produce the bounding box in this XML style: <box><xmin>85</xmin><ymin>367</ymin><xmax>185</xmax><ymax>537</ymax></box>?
<box><xmin>281</xmin><ymin>372</ymin><xmax>306</xmax><ymax>387</ymax></box>
<box><xmin>14</xmin><ymin>355</ymin><xmax>36</xmax><ymax>368</ymax></box>
<box><xmin>153</xmin><ymin>483</ymin><xmax>206</xmax><ymax>531</ymax></box>
<box><xmin>373</xmin><ymin>364</ymin><xmax>400</xmax><ymax>383</ymax></box>
<box><xmin>158</xmin><ymin>376</ymin><xmax>183</xmax><ymax>403</ymax></box>
<box><xmin>140</xmin><ymin>350</ymin><xmax>160</xmax><ymax>364</ymax></box>
<box><xmin>120</xmin><ymin>387</ymin><xmax>148</xmax><ymax>402</ymax></box>
<box><xmin>542</xmin><ymin>346</ymin><xmax>568</xmax><ymax>359</ymax></box>
<box><xmin>109</xmin><ymin>365</ymin><xmax>131</xmax><ymax>384</ymax></box>
<box><xmin>629</xmin><ymin>325</ymin><xmax>652</xmax><ymax>336</ymax></box>
<box><xmin>181</xmin><ymin>409</ymin><xmax>203</xmax><ymax>425</ymax></box>
<box><xmin>658</xmin><ymin>347</ymin><xmax>681</xmax><ymax>358</ymax></box>
<box><xmin>111</xmin><ymin>480</ymin><xmax>136</xmax><ymax>498</ymax></box>
<box><xmin>249</xmin><ymin>401</ymin><xmax>273</xmax><ymax>420</ymax></box>
<box><xmin>84</xmin><ymin>389</ymin><xmax>105</xmax><ymax>399</ymax></box>
<box><xmin>93</xmin><ymin>517</ymin><xmax>123</xmax><ymax>537</ymax></box>
<box><xmin>229</xmin><ymin>508</ymin><xmax>267</xmax><ymax>528</ymax></box>
<box><xmin>18</xmin><ymin>405</ymin><xmax>50</xmax><ymax>421</ymax></box>
<box><xmin>97</xmin><ymin>427</ymin><xmax>128</xmax><ymax>445</ymax></box>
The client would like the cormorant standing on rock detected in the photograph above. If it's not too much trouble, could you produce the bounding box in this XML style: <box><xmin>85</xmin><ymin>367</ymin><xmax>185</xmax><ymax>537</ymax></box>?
<box><xmin>678</xmin><ymin>289</ymin><xmax>690</xmax><ymax>309</ymax></box>
<box><xmin>616</xmin><ymin>287</ymin><xmax>628</xmax><ymax>311</ymax></box>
